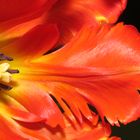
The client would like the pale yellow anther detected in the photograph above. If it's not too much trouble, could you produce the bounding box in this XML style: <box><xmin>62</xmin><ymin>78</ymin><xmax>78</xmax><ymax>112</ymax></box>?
<box><xmin>0</xmin><ymin>63</ymin><xmax>10</xmax><ymax>72</ymax></box>
<box><xmin>0</xmin><ymin>63</ymin><xmax>12</xmax><ymax>83</ymax></box>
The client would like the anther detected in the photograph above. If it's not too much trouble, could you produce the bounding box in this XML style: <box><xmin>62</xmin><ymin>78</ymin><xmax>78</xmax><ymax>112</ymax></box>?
<box><xmin>0</xmin><ymin>63</ymin><xmax>12</xmax><ymax>83</ymax></box>
<box><xmin>0</xmin><ymin>53</ymin><xmax>18</xmax><ymax>90</ymax></box>
<box><xmin>0</xmin><ymin>83</ymin><xmax>12</xmax><ymax>90</ymax></box>
<box><xmin>0</xmin><ymin>53</ymin><xmax>13</xmax><ymax>61</ymax></box>
<box><xmin>7</xmin><ymin>69</ymin><xmax>19</xmax><ymax>74</ymax></box>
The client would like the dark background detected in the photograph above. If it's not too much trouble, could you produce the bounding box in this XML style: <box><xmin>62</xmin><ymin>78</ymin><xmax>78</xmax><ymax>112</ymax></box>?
<box><xmin>118</xmin><ymin>0</ymin><xmax>140</xmax><ymax>30</ymax></box>
<box><xmin>112</xmin><ymin>0</ymin><xmax>140</xmax><ymax>139</ymax></box>
<box><xmin>111</xmin><ymin>119</ymin><xmax>140</xmax><ymax>140</ymax></box>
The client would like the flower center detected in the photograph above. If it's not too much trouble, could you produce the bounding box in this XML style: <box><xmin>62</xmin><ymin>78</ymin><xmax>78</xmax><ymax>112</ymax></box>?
<box><xmin>0</xmin><ymin>53</ymin><xmax>19</xmax><ymax>90</ymax></box>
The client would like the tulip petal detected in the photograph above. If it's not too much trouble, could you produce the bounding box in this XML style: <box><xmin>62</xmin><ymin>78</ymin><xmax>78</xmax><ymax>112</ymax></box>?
<box><xmin>0</xmin><ymin>114</ymin><xmax>112</xmax><ymax>140</ymax></box>
<box><xmin>0</xmin><ymin>90</ymin><xmax>112</xmax><ymax>139</ymax></box>
<box><xmin>0</xmin><ymin>116</ymin><xmax>27</xmax><ymax>140</ymax></box>
<box><xmin>0</xmin><ymin>115</ymin><xmax>51</xmax><ymax>140</ymax></box>
<box><xmin>46</xmin><ymin>0</ymin><xmax>127</xmax><ymax>43</ymax></box>
<box><xmin>9</xmin><ymin>80</ymin><xmax>65</xmax><ymax>128</ymax></box>
<box><xmin>0</xmin><ymin>0</ymin><xmax>126</xmax><ymax>44</ymax></box>
<box><xmin>0</xmin><ymin>15</ymin><xmax>46</xmax><ymax>42</ymax></box>
<box><xmin>42</xmin><ymin>81</ymin><xmax>99</xmax><ymax>125</ymax></box>
<box><xmin>36</xmin><ymin>23</ymin><xmax>140</xmax><ymax>125</ymax></box>
<box><xmin>1</xmin><ymin>24</ymin><xmax>59</xmax><ymax>59</ymax></box>
<box><xmin>0</xmin><ymin>0</ymin><xmax>57</xmax><ymax>31</ymax></box>
<box><xmin>0</xmin><ymin>92</ymin><xmax>46</xmax><ymax>122</ymax></box>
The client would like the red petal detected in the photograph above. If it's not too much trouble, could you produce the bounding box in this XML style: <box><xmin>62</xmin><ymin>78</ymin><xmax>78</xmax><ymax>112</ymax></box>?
<box><xmin>1</xmin><ymin>24</ymin><xmax>59</xmax><ymax>59</ymax></box>
<box><xmin>36</xmin><ymin>23</ymin><xmax>140</xmax><ymax>125</ymax></box>
<box><xmin>0</xmin><ymin>15</ymin><xmax>46</xmax><ymax>42</ymax></box>
<box><xmin>0</xmin><ymin>0</ymin><xmax>126</xmax><ymax>44</ymax></box>
<box><xmin>0</xmin><ymin>0</ymin><xmax>57</xmax><ymax>31</ymax></box>
<box><xmin>46</xmin><ymin>0</ymin><xmax>127</xmax><ymax>43</ymax></box>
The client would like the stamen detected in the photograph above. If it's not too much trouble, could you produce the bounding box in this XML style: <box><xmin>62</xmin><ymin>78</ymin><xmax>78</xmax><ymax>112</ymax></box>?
<box><xmin>0</xmin><ymin>83</ymin><xmax>12</xmax><ymax>90</ymax></box>
<box><xmin>0</xmin><ymin>53</ymin><xmax>19</xmax><ymax>90</ymax></box>
<box><xmin>0</xmin><ymin>53</ymin><xmax>13</xmax><ymax>61</ymax></box>
<box><xmin>1</xmin><ymin>72</ymin><xmax>11</xmax><ymax>83</ymax></box>
<box><xmin>0</xmin><ymin>63</ymin><xmax>12</xmax><ymax>83</ymax></box>
<box><xmin>7</xmin><ymin>69</ymin><xmax>19</xmax><ymax>74</ymax></box>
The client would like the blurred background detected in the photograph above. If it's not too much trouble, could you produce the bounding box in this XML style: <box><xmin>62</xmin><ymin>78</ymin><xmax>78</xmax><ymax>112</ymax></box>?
<box><xmin>112</xmin><ymin>0</ymin><xmax>140</xmax><ymax>139</ymax></box>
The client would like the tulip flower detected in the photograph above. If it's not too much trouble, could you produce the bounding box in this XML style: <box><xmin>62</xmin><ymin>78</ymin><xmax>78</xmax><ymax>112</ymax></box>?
<box><xmin>0</xmin><ymin>21</ymin><xmax>140</xmax><ymax>139</ymax></box>
<box><xmin>0</xmin><ymin>0</ymin><xmax>127</xmax><ymax>44</ymax></box>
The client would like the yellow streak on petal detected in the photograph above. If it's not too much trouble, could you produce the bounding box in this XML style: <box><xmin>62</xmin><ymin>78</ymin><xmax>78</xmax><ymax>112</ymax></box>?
<box><xmin>0</xmin><ymin>102</ymin><xmax>11</xmax><ymax>118</ymax></box>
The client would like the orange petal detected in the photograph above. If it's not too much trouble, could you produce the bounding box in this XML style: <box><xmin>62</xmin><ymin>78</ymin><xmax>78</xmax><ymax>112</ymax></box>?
<box><xmin>9</xmin><ymin>80</ymin><xmax>64</xmax><ymax>128</ymax></box>
<box><xmin>43</xmin><ymin>82</ymin><xmax>98</xmax><ymax>125</ymax></box>
<box><xmin>1</xmin><ymin>24</ymin><xmax>59</xmax><ymax>59</ymax></box>
<box><xmin>0</xmin><ymin>116</ymin><xmax>27</xmax><ymax>140</ymax></box>
<box><xmin>46</xmin><ymin>0</ymin><xmax>127</xmax><ymax>43</ymax></box>
<box><xmin>0</xmin><ymin>114</ymin><xmax>112</xmax><ymax>140</ymax></box>
<box><xmin>0</xmin><ymin>93</ymin><xmax>44</xmax><ymax>123</ymax></box>
<box><xmin>35</xmin><ymin>23</ymin><xmax>140</xmax><ymax>125</ymax></box>
<box><xmin>0</xmin><ymin>115</ymin><xmax>51</xmax><ymax>140</ymax></box>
